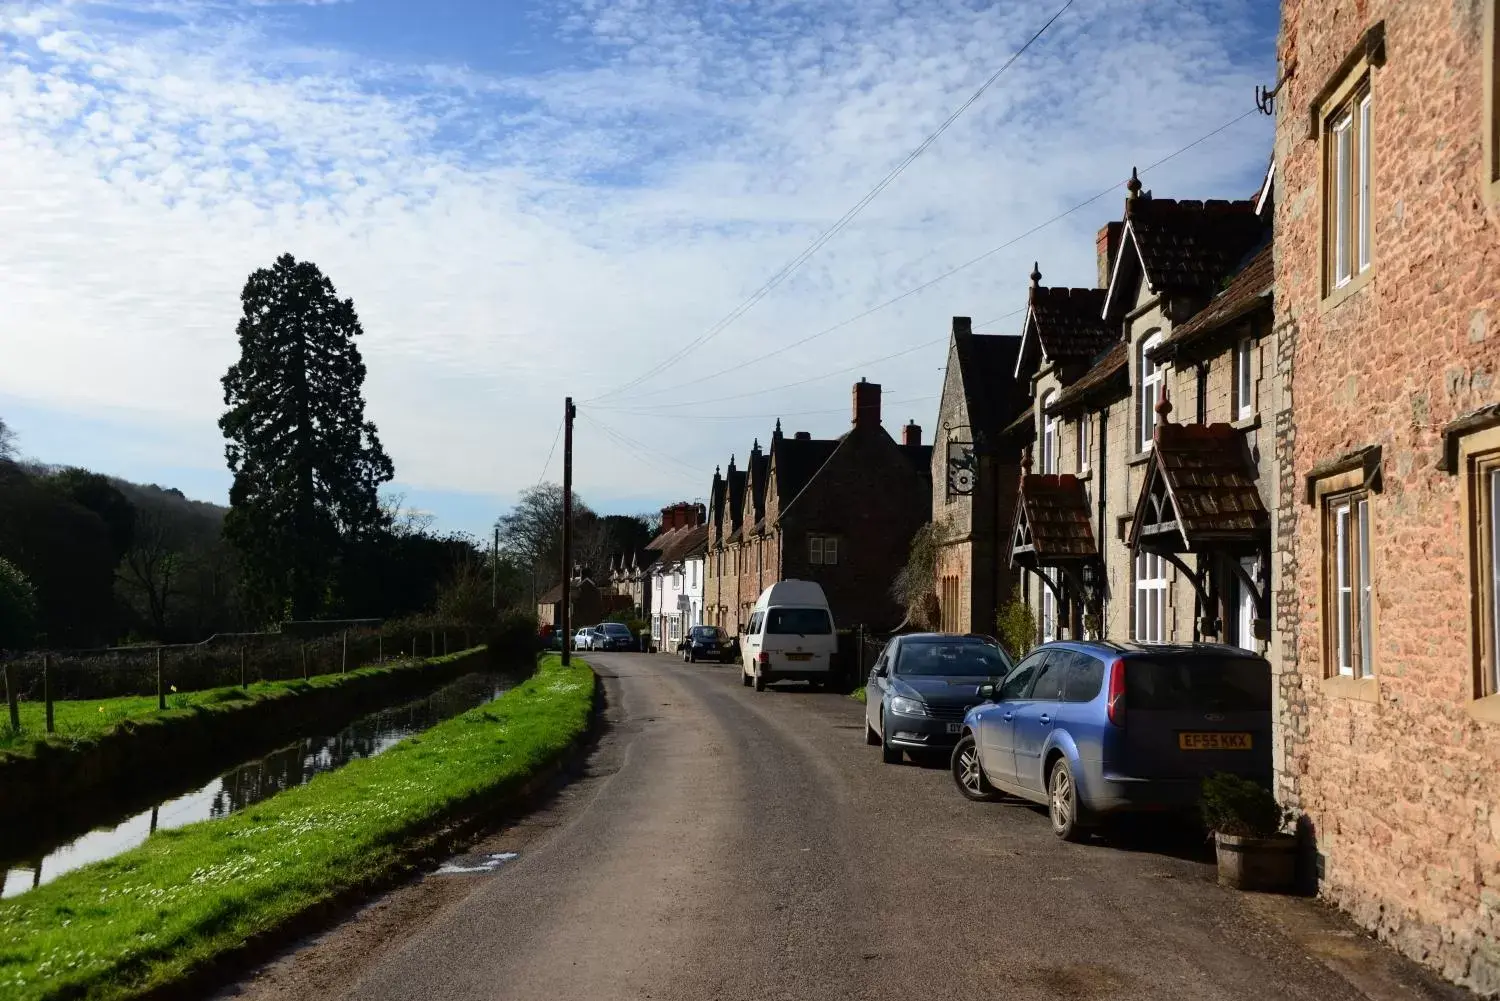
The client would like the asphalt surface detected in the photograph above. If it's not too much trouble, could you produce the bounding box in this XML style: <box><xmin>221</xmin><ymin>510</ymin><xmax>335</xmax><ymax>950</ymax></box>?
<box><xmin>219</xmin><ymin>653</ymin><xmax>1469</xmax><ymax>1001</ymax></box>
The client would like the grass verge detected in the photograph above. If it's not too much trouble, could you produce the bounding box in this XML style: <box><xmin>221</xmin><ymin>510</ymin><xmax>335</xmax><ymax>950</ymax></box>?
<box><xmin>848</xmin><ymin>686</ymin><xmax>867</xmax><ymax>704</ymax></box>
<box><xmin>0</xmin><ymin>653</ymin><xmax>594</xmax><ymax>1001</ymax></box>
<box><xmin>0</xmin><ymin>651</ymin><xmax>477</xmax><ymax>761</ymax></box>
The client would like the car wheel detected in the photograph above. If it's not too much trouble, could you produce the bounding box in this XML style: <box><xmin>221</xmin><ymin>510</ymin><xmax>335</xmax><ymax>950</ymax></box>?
<box><xmin>754</xmin><ymin>671</ymin><xmax>767</xmax><ymax>692</ymax></box>
<box><xmin>951</xmin><ymin>734</ymin><xmax>997</xmax><ymax>802</ymax></box>
<box><xmin>689</xmin><ymin>650</ymin><xmax>697</xmax><ymax>664</ymax></box>
<box><xmin>880</xmin><ymin>713</ymin><xmax>902</xmax><ymax>764</ymax></box>
<box><xmin>1047</xmin><ymin>758</ymin><xmax>1086</xmax><ymax>842</ymax></box>
<box><xmin>741</xmin><ymin>670</ymin><xmax>751</xmax><ymax>687</ymax></box>
<box><xmin>865</xmin><ymin>719</ymin><xmax>880</xmax><ymax>746</ymax></box>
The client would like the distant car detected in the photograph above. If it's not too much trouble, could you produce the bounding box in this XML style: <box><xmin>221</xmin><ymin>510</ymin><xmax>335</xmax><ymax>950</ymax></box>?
<box><xmin>593</xmin><ymin>622</ymin><xmax>635</xmax><ymax>652</ymax></box>
<box><xmin>572</xmin><ymin>627</ymin><xmax>597</xmax><ymax>651</ymax></box>
<box><xmin>865</xmin><ymin>634</ymin><xmax>1014</xmax><ymax>764</ymax></box>
<box><xmin>951</xmin><ymin>641</ymin><xmax>1273</xmax><ymax>841</ymax></box>
<box><xmin>683</xmin><ymin>625</ymin><xmax>732</xmax><ymax>663</ymax></box>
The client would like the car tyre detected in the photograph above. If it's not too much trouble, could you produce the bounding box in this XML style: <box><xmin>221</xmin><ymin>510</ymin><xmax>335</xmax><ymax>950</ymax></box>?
<box><xmin>741</xmin><ymin>670</ymin><xmax>752</xmax><ymax>687</ymax></box>
<box><xmin>754</xmin><ymin>671</ymin><xmax>767</xmax><ymax>692</ymax></box>
<box><xmin>1047</xmin><ymin>757</ymin><xmax>1086</xmax><ymax>842</ymax></box>
<box><xmin>865</xmin><ymin>719</ymin><xmax>881</xmax><ymax>746</ymax></box>
<box><xmin>880</xmin><ymin>713</ymin><xmax>902</xmax><ymax>764</ymax></box>
<box><xmin>950</xmin><ymin>734</ymin><xmax>998</xmax><ymax>802</ymax></box>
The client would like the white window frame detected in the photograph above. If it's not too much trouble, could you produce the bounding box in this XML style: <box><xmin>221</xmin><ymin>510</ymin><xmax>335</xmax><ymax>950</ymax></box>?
<box><xmin>1234</xmin><ymin>337</ymin><xmax>1254</xmax><ymax>421</ymax></box>
<box><xmin>1138</xmin><ymin>333</ymin><xmax>1164</xmax><ymax>451</ymax></box>
<box><xmin>1040</xmin><ymin>569</ymin><xmax>1058</xmax><ymax>643</ymax></box>
<box><xmin>1329</xmin><ymin>494</ymin><xmax>1373</xmax><ymax>678</ymax></box>
<box><xmin>1323</xmin><ymin>77</ymin><xmax>1372</xmax><ymax>294</ymax></box>
<box><xmin>1134</xmin><ymin>550</ymin><xmax>1166</xmax><ymax>643</ymax></box>
<box><xmin>1236</xmin><ymin>557</ymin><xmax>1258</xmax><ymax>652</ymax></box>
<box><xmin>808</xmin><ymin>535</ymin><xmax>838</xmax><ymax>566</ymax></box>
<box><xmin>1041</xmin><ymin>391</ymin><xmax>1058</xmax><ymax>474</ymax></box>
<box><xmin>1488</xmin><ymin>468</ymin><xmax>1500</xmax><ymax>696</ymax></box>
<box><xmin>1077</xmin><ymin>414</ymin><xmax>1091</xmax><ymax>474</ymax></box>
<box><xmin>809</xmin><ymin>536</ymin><xmax>823</xmax><ymax>565</ymax></box>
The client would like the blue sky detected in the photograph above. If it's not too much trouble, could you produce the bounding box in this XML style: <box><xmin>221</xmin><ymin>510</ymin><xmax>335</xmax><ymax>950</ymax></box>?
<box><xmin>1</xmin><ymin>0</ymin><xmax>1277</xmax><ymax>540</ymax></box>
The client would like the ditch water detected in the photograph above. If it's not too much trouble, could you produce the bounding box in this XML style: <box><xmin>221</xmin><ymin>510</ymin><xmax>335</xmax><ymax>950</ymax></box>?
<box><xmin>1</xmin><ymin>670</ymin><xmax>517</xmax><ymax>898</ymax></box>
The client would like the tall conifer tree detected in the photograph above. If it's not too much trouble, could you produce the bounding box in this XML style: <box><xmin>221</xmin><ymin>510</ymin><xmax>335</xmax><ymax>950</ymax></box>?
<box><xmin>220</xmin><ymin>254</ymin><xmax>393</xmax><ymax>620</ymax></box>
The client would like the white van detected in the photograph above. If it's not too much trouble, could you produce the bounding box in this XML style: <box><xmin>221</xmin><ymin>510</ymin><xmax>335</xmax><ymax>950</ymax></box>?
<box><xmin>740</xmin><ymin>580</ymin><xmax>838</xmax><ymax>692</ymax></box>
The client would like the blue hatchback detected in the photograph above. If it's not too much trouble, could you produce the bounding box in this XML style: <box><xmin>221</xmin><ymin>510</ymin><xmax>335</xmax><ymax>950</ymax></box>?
<box><xmin>950</xmin><ymin>641</ymin><xmax>1273</xmax><ymax>841</ymax></box>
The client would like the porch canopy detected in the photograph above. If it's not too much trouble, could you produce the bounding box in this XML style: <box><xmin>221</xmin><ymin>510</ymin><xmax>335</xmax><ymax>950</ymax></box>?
<box><xmin>1126</xmin><ymin>420</ymin><xmax>1268</xmax><ymax>557</ymax></box>
<box><xmin>1009</xmin><ymin>472</ymin><xmax>1098</xmax><ymax>570</ymax></box>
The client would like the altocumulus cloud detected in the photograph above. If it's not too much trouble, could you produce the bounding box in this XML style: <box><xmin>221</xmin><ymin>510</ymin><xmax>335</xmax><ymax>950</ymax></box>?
<box><xmin>0</xmin><ymin>0</ymin><xmax>1274</xmax><ymax>531</ymax></box>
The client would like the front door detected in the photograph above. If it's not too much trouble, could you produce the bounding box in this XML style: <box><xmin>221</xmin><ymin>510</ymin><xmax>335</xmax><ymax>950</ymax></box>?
<box><xmin>1010</xmin><ymin>652</ymin><xmax>1067</xmax><ymax>792</ymax></box>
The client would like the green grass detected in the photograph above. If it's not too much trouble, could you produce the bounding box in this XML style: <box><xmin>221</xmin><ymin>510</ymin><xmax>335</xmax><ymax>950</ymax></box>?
<box><xmin>0</xmin><ymin>653</ymin><xmax>594</xmax><ymax>1001</ymax></box>
<box><xmin>0</xmin><ymin>651</ymin><xmax>478</xmax><ymax>760</ymax></box>
<box><xmin>848</xmin><ymin>686</ymin><xmax>867</xmax><ymax>704</ymax></box>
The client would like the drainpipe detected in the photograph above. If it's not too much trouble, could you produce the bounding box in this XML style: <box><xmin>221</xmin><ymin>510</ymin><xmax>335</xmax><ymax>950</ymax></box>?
<box><xmin>1095</xmin><ymin>408</ymin><xmax>1108</xmax><ymax>636</ymax></box>
<box><xmin>1195</xmin><ymin>361</ymin><xmax>1208</xmax><ymax>425</ymax></box>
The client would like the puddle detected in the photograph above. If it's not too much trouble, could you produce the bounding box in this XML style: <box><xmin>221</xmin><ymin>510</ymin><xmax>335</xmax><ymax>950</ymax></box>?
<box><xmin>2</xmin><ymin>671</ymin><xmax>516</xmax><ymax>897</ymax></box>
<box><xmin>435</xmin><ymin>851</ymin><xmax>519</xmax><ymax>875</ymax></box>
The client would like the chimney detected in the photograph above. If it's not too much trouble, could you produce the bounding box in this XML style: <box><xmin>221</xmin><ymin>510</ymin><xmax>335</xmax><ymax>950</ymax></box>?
<box><xmin>1096</xmin><ymin>221</ymin><xmax>1123</xmax><ymax>289</ymax></box>
<box><xmin>693</xmin><ymin>503</ymin><xmax>705</xmax><ymax>526</ymax></box>
<box><xmin>794</xmin><ymin>431</ymin><xmax>812</xmax><ymax>441</ymax></box>
<box><xmin>903</xmin><ymin>420</ymin><xmax>922</xmax><ymax>447</ymax></box>
<box><xmin>852</xmin><ymin>378</ymin><xmax>881</xmax><ymax>429</ymax></box>
<box><xmin>952</xmin><ymin>316</ymin><xmax>972</xmax><ymax>337</ymax></box>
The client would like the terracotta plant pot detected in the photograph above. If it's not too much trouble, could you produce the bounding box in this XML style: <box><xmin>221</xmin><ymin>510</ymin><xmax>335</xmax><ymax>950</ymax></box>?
<box><xmin>1214</xmin><ymin>832</ymin><xmax>1297</xmax><ymax>892</ymax></box>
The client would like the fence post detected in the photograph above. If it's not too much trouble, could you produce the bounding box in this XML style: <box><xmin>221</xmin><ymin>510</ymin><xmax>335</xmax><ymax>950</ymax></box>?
<box><xmin>240</xmin><ymin>646</ymin><xmax>247</xmax><ymax>690</ymax></box>
<box><xmin>378</xmin><ymin>634</ymin><xmax>383</xmax><ymax>663</ymax></box>
<box><xmin>341</xmin><ymin>631</ymin><xmax>348</xmax><ymax>674</ymax></box>
<box><xmin>429</xmin><ymin>630</ymin><xmax>435</xmax><ymax>658</ymax></box>
<box><xmin>411</xmin><ymin>638</ymin><xmax>417</xmax><ymax>659</ymax></box>
<box><xmin>4</xmin><ymin>660</ymin><xmax>19</xmax><ymax>732</ymax></box>
<box><xmin>301</xmin><ymin>642</ymin><xmax>308</xmax><ymax>680</ymax></box>
<box><xmin>43</xmin><ymin>654</ymin><xmax>54</xmax><ymax>734</ymax></box>
<box><xmin>156</xmin><ymin>648</ymin><xmax>166</xmax><ymax>711</ymax></box>
<box><xmin>856</xmin><ymin>624</ymin><xmax>865</xmax><ymax>689</ymax></box>
<box><xmin>443</xmin><ymin>630</ymin><xmax>448</xmax><ymax>656</ymax></box>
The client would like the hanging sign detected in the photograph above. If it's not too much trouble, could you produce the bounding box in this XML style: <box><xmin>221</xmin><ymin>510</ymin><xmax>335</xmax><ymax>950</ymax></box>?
<box><xmin>947</xmin><ymin>440</ymin><xmax>976</xmax><ymax>497</ymax></box>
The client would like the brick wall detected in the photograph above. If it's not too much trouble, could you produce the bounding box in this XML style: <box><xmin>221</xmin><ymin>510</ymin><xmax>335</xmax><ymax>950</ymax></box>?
<box><xmin>1276</xmin><ymin>1</ymin><xmax>1500</xmax><ymax>991</ymax></box>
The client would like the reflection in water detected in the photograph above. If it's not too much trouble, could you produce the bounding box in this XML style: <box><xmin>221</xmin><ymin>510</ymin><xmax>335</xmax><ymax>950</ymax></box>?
<box><xmin>2</xmin><ymin>671</ymin><xmax>513</xmax><ymax>898</ymax></box>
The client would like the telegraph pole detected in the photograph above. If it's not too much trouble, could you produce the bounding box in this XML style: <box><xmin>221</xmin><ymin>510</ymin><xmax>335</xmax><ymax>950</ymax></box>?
<box><xmin>560</xmin><ymin>397</ymin><xmax>576</xmax><ymax>666</ymax></box>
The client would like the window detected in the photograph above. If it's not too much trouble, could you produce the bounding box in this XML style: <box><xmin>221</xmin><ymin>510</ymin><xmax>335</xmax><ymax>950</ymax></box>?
<box><xmin>1325</xmin><ymin>492</ymin><xmax>1373</xmax><ymax>677</ymax></box>
<box><xmin>1059</xmin><ymin>652</ymin><xmax>1105</xmax><ymax>703</ymax></box>
<box><xmin>1234</xmin><ymin>338</ymin><xmax>1254</xmax><ymax>420</ymax></box>
<box><xmin>1488</xmin><ymin>0</ymin><xmax>1500</xmax><ymax>197</ymax></box>
<box><xmin>1027</xmin><ymin>656</ymin><xmax>1066</xmax><ymax>701</ymax></box>
<box><xmin>999</xmin><ymin>651</ymin><xmax>1047</xmax><ymax>700</ymax></box>
<box><xmin>766</xmin><ymin>608</ymin><xmax>832</xmax><ymax>635</ymax></box>
<box><xmin>1134</xmin><ymin>551</ymin><xmax>1167</xmax><ymax>643</ymax></box>
<box><xmin>809</xmin><ymin>535</ymin><xmax>839</xmax><ymax>565</ymax></box>
<box><xmin>1324</xmin><ymin>79</ymin><xmax>1372</xmax><ymax>292</ymax></box>
<box><xmin>1039</xmin><ymin>570</ymin><xmax>1058</xmax><ymax>643</ymax></box>
<box><xmin>1041</xmin><ymin>391</ymin><xmax>1058</xmax><ymax>474</ymax></box>
<box><xmin>1236</xmin><ymin>557</ymin><xmax>1259</xmax><ymax>652</ymax></box>
<box><xmin>1465</xmin><ymin>437</ymin><xmax>1500</xmax><ymax>699</ymax></box>
<box><xmin>1077</xmin><ymin>414</ymin><xmax>1091</xmax><ymax>473</ymax></box>
<box><xmin>941</xmin><ymin>575</ymin><xmax>960</xmax><ymax>633</ymax></box>
<box><xmin>1138</xmin><ymin>332</ymin><xmax>1164</xmax><ymax>451</ymax></box>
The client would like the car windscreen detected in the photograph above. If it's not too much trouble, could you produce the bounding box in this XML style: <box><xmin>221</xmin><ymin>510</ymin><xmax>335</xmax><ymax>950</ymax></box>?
<box><xmin>765</xmin><ymin>608</ymin><xmax>832</xmax><ymax>635</ymax></box>
<box><xmin>690</xmin><ymin>626</ymin><xmax>717</xmax><ymax>639</ymax></box>
<box><xmin>601</xmin><ymin>623</ymin><xmax>631</xmax><ymax>635</ymax></box>
<box><xmin>1123</xmin><ymin>657</ymin><xmax>1271</xmax><ymax>712</ymax></box>
<box><xmin>895</xmin><ymin>641</ymin><xmax>1012</xmax><ymax>677</ymax></box>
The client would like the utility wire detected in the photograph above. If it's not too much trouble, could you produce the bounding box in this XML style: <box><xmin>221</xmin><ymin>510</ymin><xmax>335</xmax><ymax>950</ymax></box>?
<box><xmin>579</xmin><ymin>411</ymin><xmax>703</xmax><ymax>478</ymax></box>
<box><xmin>534</xmin><ymin>417</ymin><xmax>564</xmax><ymax>487</ymax></box>
<box><xmin>583</xmin><ymin>0</ymin><xmax>1078</xmax><ymax>407</ymax></box>
<box><xmin>599</xmin><ymin>106</ymin><xmax>1259</xmax><ymax>408</ymax></box>
<box><xmin>605</xmin><ymin>394</ymin><xmax>939</xmax><ymax>424</ymax></box>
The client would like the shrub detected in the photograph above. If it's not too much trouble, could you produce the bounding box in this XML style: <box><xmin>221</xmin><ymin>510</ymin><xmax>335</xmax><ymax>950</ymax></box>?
<box><xmin>996</xmin><ymin>598</ymin><xmax>1037</xmax><ymax>660</ymax></box>
<box><xmin>0</xmin><ymin>557</ymin><xmax>37</xmax><ymax>652</ymax></box>
<box><xmin>484</xmin><ymin>609</ymin><xmax>539</xmax><ymax>663</ymax></box>
<box><xmin>1200</xmin><ymin>772</ymin><xmax>1290</xmax><ymax>838</ymax></box>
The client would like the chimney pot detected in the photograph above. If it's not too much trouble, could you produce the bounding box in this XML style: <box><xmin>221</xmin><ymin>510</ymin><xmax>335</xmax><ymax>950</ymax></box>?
<box><xmin>952</xmin><ymin>316</ymin><xmax>972</xmax><ymax>337</ymax></box>
<box><xmin>903</xmin><ymin>421</ymin><xmax>922</xmax><ymax>447</ymax></box>
<box><xmin>851</xmin><ymin>379</ymin><xmax>882</xmax><ymax>429</ymax></box>
<box><xmin>1096</xmin><ymin>221</ymin><xmax>1123</xmax><ymax>289</ymax></box>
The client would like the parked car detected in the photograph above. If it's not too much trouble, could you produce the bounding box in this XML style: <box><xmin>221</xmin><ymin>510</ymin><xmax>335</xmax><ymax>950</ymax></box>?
<box><xmin>572</xmin><ymin>627</ymin><xmax>597</xmax><ymax>651</ymax></box>
<box><xmin>865</xmin><ymin>634</ymin><xmax>1014</xmax><ymax>764</ymax></box>
<box><xmin>950</xmin><ymin>641</ymin><xmax>1273</xmax><ymax>841</ymax></box>
<box><xmin>741</xmin><ymin>580</ymin><xmax>837</xmax><ymax>691</ymax></box>
<box><xmin>683</xmin><ymin>625</ymin><xmax>732</xmax><ymax>663</ymax></box>
<box><xmin>592</xmin><ymin>622</ymin><xmax>635</xmax><ymax>652</ymax></box>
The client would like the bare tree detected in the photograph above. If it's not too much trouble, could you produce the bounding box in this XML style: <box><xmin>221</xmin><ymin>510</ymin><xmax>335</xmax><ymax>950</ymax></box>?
<box><xmin>381</xmin><ymin>491</ymin><xmax>436</xmax><ymax>538</ymax></box>
<box><xmin>496</xmin><ymin>483</ymin><xmax>597</xmax><ymax>588</ymax></box>
<box><xmin>118</xmin><ymin>508</ymin><xmax>182</xmax><ymax>637</ymax></box>
<box><xmin>0</xmin><ymin>416</ymin><xmax>16</xmax><ymax>462</ymax></box>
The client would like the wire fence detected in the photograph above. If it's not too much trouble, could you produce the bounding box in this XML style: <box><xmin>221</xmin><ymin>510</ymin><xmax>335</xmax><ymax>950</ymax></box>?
<box><xmin>0</xmin><ymin>622</ymin><xmax>488</xmax><ymax>732</ymax></box>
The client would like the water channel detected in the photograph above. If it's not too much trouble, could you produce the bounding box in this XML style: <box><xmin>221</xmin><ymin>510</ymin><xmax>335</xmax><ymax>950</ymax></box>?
<box><xmin>1</xmin><ymin>670</ymin><xmax>518</xmax><ymax>898</ymax></box>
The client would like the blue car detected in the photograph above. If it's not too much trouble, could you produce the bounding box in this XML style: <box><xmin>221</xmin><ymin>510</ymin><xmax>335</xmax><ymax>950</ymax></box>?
<box><xmin>950</xmin><ymin>641</ymin><xmax>1273</xmax><ymax>841</ymax></box>
<box><xmin>865</xmin><ymin>634</ymin><xmax>1014</xmax><ymax>764</ymax></box>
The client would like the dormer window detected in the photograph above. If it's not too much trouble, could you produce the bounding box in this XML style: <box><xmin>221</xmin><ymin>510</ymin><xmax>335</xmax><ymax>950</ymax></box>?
<box><xmin>1138</xmin><ymin>331</ymin><xmax>1164</xmax><ymax>451</ymax></box>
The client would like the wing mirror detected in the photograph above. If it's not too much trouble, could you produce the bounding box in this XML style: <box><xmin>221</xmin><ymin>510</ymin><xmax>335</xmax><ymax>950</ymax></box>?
<box><xmin>977</xmin><ymin>682</ymin><xmax>997</xmax><ymax>701</ymax></box>
<box><xmin>874</xmin><ymin>662</ymin><xmax>888</xmax><ymax>678</ymax></box>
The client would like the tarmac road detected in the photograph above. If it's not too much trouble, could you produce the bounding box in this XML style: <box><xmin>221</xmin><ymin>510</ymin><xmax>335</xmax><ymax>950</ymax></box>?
<box><xmin>218</xmin><ymin>653</ymin><xmax>1469</xmax><ymax>1001</ymax></box>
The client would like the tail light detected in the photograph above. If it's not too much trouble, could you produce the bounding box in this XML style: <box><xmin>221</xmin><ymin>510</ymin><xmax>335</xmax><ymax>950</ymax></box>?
<box><xmin>1106</xmin><ymin>658</ymin><xmax>1126</xmax><ymax>726</ymax></box>
<box><xmin>757</xmin><ymin>651</ymin><xmax>770</xmax><ymax>665</ymax></box>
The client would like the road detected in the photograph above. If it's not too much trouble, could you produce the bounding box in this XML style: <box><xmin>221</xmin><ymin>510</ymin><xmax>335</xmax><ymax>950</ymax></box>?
<box><xmin>219</xmin><ymin>653</ymin><xmax>1468</xmax><ymax>1001</ymax></box>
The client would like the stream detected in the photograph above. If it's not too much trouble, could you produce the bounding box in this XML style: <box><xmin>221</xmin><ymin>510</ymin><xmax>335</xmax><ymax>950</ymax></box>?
<box><xmin>1</xmin><ymin>670</ymin><xmax>517</xmax><ymax>898</ymax></box>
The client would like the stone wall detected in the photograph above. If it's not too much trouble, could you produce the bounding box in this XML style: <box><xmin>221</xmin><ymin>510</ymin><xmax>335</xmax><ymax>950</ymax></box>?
<box><xmin>1275</xmin><ymin>0</ymin><xmax>1500</xmax><ymax>991</ymax></box>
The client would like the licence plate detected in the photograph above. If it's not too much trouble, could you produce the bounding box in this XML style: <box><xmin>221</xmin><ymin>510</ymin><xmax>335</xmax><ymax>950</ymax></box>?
<box><xmin>945</xmin><ymin>722</ymin><xmax>961</xmax><ymax>735</ymax></box>
<box><xmin>785</xmin><ymin>653</ymin><xmax>812</xmax><ymax>662</ymax></box>
<box><xmin>1179</xmin><ymin>732</ymin><xmax>1252</xmax><ymax>751</ymax></box>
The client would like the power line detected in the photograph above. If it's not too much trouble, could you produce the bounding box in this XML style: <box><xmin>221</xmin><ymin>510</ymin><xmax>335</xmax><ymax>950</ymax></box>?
<box><xmin>578</xmin><ymin>412</ymin><xmax>703</xmax><ymax>479</ymax></box>
<box><xmin>604</xmin><ymin>394</ymin><xmax>939</xmax><ymax>423</ymax></box>
<box><xmin>601</xmin><ymin>106</ymin><xmax>1259</xmax><ymax>408</ymax></box>
<box><xmin>583</xmin><ymin>0</ymin><xmax>1078</xmax><ymax>407</ymax></box>
<box><xmin>535</xmin><ymin>417</ymin><xmax>564</xmax><ymax>487</ymax></box>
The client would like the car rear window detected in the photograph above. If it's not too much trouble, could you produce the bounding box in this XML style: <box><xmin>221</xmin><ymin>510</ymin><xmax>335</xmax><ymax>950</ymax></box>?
<box><xmin>690</xmin><ymin>626</ymin><xmax>717</xmax><ymax>638</ymax></box>
<box><xmin>1124</xmin><ymin>657</ymin><xmax>1271</xmax><ymax>712</ymax></box>
<box><xmin>602</xmin><ymin>623</ymin><xmax>631</xmax><ymax>635</ymax></box>
<box><xmin>896</xmin><ymin>641</ymin><xmax>1010</xmax><ymax>677</ymax></box>
<box><xmin>766</xmin><ymin>608</ymin><xmax>832</xmax><ymax>635</ymax></box>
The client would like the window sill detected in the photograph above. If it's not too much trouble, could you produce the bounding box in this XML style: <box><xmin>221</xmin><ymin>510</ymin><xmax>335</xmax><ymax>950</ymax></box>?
<box><xmin>1074</xmin><ymin>468</ymin><xmax>1094</xmax><ymax>482</ymax></box>
<box><xmin>1126</xmin><ymin>451</ymin><xmax>1153</xmax><ymax>467</ymax></box>
<box><xmin>1232</xmin><ymin>414</ymin><xmax>1261</xmax><ymax>432</ymax></box>
<box><xmin>1465</xmin><ymin>693</ymin><xmax>1500</xmax><ymax>725</ymax></box>
<box><xmin>1321</xmin><ymin>673</ymin><xmax>1379</xmax><ymax>703</ymax></box>
<box><xmin>1320</xmin><ymin>268</ymin><xmax>1374</xmax><ymax>314</ymax></box>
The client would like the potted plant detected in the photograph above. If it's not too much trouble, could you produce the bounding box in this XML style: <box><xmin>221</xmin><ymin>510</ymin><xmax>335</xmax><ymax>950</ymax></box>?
<box><xmin>1200</xmin><ymin>772</ymin><xmax>1297</xmax><ymax>893</ymax></box>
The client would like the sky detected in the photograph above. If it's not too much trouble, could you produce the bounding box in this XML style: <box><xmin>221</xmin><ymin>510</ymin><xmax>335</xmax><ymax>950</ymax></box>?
<box><xmin>0</xmin><ymin>0</ymin><xmax>1278</xmax><ymax>540</ymax></box>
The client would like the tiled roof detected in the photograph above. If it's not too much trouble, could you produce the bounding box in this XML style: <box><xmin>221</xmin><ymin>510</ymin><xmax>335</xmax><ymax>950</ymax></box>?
<box><xmin>726</xmin><ymin>467</ymin><xmax>746</xmax><ymax>531</ymax></box>
<box><xmin>655</xmin><ymin>524</ymin><xmax>708</xmax><ymax>565</ymax></box>
<box><xmin>749</xmin><ymin>451</ymin><xmax>770</xmax><ymax>522</ymax></box>
<box><xmin>1047</xmin><ymin>341</ymin><xmax>1128</xmax><ymax>415</ymax></box>
<box><xmin>1010</xmin><ymin>474</ymin><xmax>1097</xmax><ymax>563</ymax></box>
<box><xmin>952</xmin><ymin>331</ymin><xmax>1024</xmax><ymax>435</ymax></box>
<box><xmin>772</xmin><ymin>437</ymin><xmax>839</xmax><ymax>509</ymax></box>
<box><xmin>1127</xmin><ymin>197</ymin><xmax>1267</xmax><ymax>295</ymax></box>
<box><xmin>1000</xmin><ymin>404</ymin><xmax>1036</xmax><ymax>440</ymax></box>
<box><xmin>537</xmin><ymin>579</ymin><xmax>599</xmax><ymax>605</ymax></box>
<box><xmin>901</xmin><ymin>443</ymin><xmax>933</xmax><ymax>479</ymax></box>
<box><xmin>1028</xmin><ymin>286</ymin><xmax>1113</xmax><ymax>362</ymax></box>
<box><xmin>1152</xmin><ymin>242</ymin><xmax>1273</xmax><ymax>360</ymax></box>
<box><xmin>1129</xmin><ymin>421</ymin><xmax>1268</xmax><ymax>551</ymax></box>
